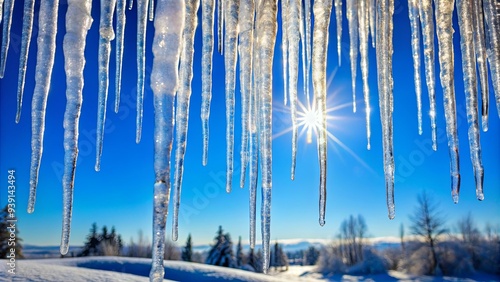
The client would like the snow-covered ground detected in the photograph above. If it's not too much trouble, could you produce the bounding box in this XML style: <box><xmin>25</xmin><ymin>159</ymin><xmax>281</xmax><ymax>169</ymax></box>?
<box><xmin>1</xmin><ymin>258</ymin><xmax>498</xmax><ymax>281</ymax></box>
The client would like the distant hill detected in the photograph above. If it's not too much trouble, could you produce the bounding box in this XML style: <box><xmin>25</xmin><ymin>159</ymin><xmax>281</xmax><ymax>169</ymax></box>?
<box><xmin>23</xmin><ymin>244</ymin><xmax>83</xmax><ymax>258</ymax></box>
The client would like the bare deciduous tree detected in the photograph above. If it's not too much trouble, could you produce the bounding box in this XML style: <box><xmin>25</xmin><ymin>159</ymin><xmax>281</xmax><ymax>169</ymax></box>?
<box><xmin>409</xmin><ymin>191</ymin><xmax>448</xmax><ymax>275</ymax></box>
<box><xmin>338</xmin><ymin>215</ymin><xmax>367</xmax><ymax>266</ymax></box>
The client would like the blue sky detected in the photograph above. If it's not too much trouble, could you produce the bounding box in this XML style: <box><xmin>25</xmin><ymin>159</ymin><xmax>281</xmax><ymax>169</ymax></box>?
<box><xmin>0</xmin><ymin>1</ymin><xmax>499</xmax><ymax>247</ymax></box>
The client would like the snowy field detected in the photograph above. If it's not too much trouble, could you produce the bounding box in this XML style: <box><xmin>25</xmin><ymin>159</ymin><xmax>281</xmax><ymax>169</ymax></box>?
<box><xmin>1</xmin><ymin>257</ymin><xmax>499</xmax><ymax>281</ymax></box>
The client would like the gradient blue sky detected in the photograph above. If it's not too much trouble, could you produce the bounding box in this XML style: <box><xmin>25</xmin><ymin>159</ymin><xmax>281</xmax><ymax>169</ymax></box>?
<box><xmin>0</xmin><ymin>1</ymin><xmax>499</xmax><ymax>247</ymax></box>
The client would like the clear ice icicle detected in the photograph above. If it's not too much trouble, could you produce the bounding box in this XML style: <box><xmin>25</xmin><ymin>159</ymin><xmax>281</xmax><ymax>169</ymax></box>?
<box><xmin>304</xmin><ymin>0</ymin><xmax>312</xmax><ymax>101</ymax></box>
<box><xmin>15</xmin><ymin>0</ymin><xmax>35</xmax><ymax>123</ymax></box>
<box><xmin>435</xmin><ymin>0</ymin><xmax>461</xmax><ymax>203</ymax></box>
<box><xmin>248</xmin><ymin>20</ymin><xmax>258</xmax><ymax>248</ymax></box>
<box><xmin>408</xmin><ymin>0</ymin><xmax>423</xmax><ymax>135</ymax></box>
<box><xmin>136</xmin><ymin>0</ymin><xmax>148</xmax><ymax>143</ymax></box>
<box><xmin>288</xmin><ymin>0</ymin><xmax>300</xmax><ymax>180</ymax></box>
<box><xmin>369</xmin><ymin>0</ymin><xmax>375</xmax><ymax>47</ymax></box>
<box><xmin>115</xmin><ymin>0</ymin><xmax>127</xmax><ymax>113</ymax></box>
<box><xmin>201</xmin><ymin>0</ymin><xmax>215</xmax><ymax>166</ymax></box>
<box><xmin>255</xmin><ymin>0</ymin><xmax>276</xmax><ymax>273</ymax></box>
<box><xmin>376</xmin><ymin>0</ymin><xmax>395</xmax><ymax>219</ymax></box>
<box><xmin>347</xmin><ymin>0</ymin><xmax>358</xmax><ymax>112</ymax></box>
<box><xmin>0</xmin><ymin>0</ymin><xmax>3</xmax><ymax>24</ymax></box>
<box><xmin>334</xmin><ymin>0</ymin><xmax>342</xmax><ymax>64</ymax></box>
<box><xmin>419</xmin><ymin>0</ymin><xmax>437</xmax><ymax>150</ymax></box>
<box><xmin>61</xmin><ymin>0</ymin><xmax>93</xmax><ymax>255</ymax></box>
<box><xmin>149</xmin><ymin>0</ymin><xmax>155</xmax><ymax>20</ymax></box>
<box><xmin>312</xmin><ymin>0</ymin><xmax>332</xmax><ymax>227</ymax></box>
<box><xmin>456</xmin><ymin>0</ymin><xmax>484</xmax><ymax>200</ymax></box>
<box><xmin>238</xmin><ymin>0</ymin><xmax>255</xmax><ymax>188</ymax></box>
<box><xmin>358</xmin><ymin>0</ymin><xmax>371</xmax><ymax>149</ymax></box>
<box><xmin>281</xmin><ymin>0</ymin><xmax>289</xmax><ymax>105</ymax></box>
<box><xmin>483</xmin><ymin>0</ymin><xmax>500</xmax><ymax>118</ymax></box>
<box><xmin>149</xmin><ymin>0</ymin><xmax>184</xmax><ymax>280</ymax></box>
<box><xmin>224</xmin><ymin>0</ymin><xmax>240</xmax><ymax>193</ymax></box>
<box><xmin>471</xmin><ymin>0</ymin><xmax>489</xmax><ymax>131</ymax></box>
<box><xmin>128</xmin><ymin>0</ymin><xmax>134</xmax><ymax>9</ymax></box>
<box><xmin>0</xmin><ymin>0</ymin><xmax>14</xmax><ymax>77</ymax></box>
<box><xmin>217</xmin><ymin>0</ymin><xmax>224</xmax><ymax>54</ymax></box>
<box><xmin>172</xmin><ymin>0</ymin><xmax>200</xmax><ymax>241</ymax></box>
<box><xmin>28</xmin><ymin>0</ymin><xmax>59</xmax><ymax>213</ymax></box>
<box><xmin>95</xmin><ymin>0</ymin><xmax>117</xmax><ymax>172</ymax></box>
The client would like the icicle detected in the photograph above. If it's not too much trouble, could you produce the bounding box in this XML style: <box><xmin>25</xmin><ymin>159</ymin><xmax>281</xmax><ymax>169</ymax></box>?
<box><xmin>312</xmin><ymin>0</ymin><xmax>332</xmax><ymax>227</ymax></box>
<box><xmin>376</xmin><ymin>0</ymin><xmax>395</xmax><ymax>219</ymax></box>
<box><xmin>457</xmin><ymin>0</ymin><xmax>484</xmax><ymax>200</ymax></box>
<box><xmin>128</xmin><ymin>0</ymin><xmax>134</xmax><ymax>9</ymax></box>
<box><xmin>217</xmin><ymin>0</ymin><xmax>224</xmax><ymax>54</ymax></box>
<box><xmin>408</xmin><ymin>0</ymin><xmax>423</xmax><ymax>135</ymax></box>
<box><xmin>281</xmin><ymin>0</ymin><xmax>289</xmax><ymax>105</ymax></box>
<box><xmin>358</xmin><ymin>0</ymin><xmax>371</xmax><ymax>149</ymax></box>
<box><xmin>299</xmin><ymin>0</ymin><xmax>307</xmax><ymax>101</ymax></box>
<box><xmin>471</xmin><ymin>0</ymin><xmax>489</xmax><ymax>131</ymax></box>
<box><xmin>334</xmin><ymin>0</ymin><xmax>342</xmax><ymax>64</ymax></box>
<box><xmin>369</xmin><ymin>0</ymin><xmax>375</xmax><ymax>47</ymax></box>
<box><xmin>0</xmin><ymin>0</ymin><xmax>15</xmax><ymax>77</ymax></box>
<box><xmin>28</xmin><ymin>0</ymin><xmax>59</xmax><ymax>213</ymax></box>
<box><xmin>238</xmin><ymin>0</ymin><xmax>255</xmax><ymax>188</ymax></box>
<box><xmin>149</xmin><ymin>0</ymin><xmax>155</xmax><ymax>20</ymax></box>
<box><xmin>201</xmin><ymin>0</ymin><xmax>215</xmax><ymax>166</ymax></box>
<box><xmin>15</xmin><ymin>0</ymin><xmax>35</xmax><ymax>123</ymax></box>
<box><xmin>255</xmin><ymin>0</ymin><xmax>276</xmax><ymax>273</ymax></box>
<box><xmin>115</xmin><ymin>0</ymin><xmax>127</xmax><ymax>113</ymax></box>
<box><xmin>136</xmin><ymin>0</ymin><xmax>148</xmax><ymax>143</ymax></box>
<box><xmin>172</xmin><ymin>0</ymin><xmax>200</xmax><ymax>242</ymax></box>
<box><xmin>304</xmin><ymin>0</ymin><xmax>312</xmax><ymax>101</ymax></box>
<box><xmin>0</xmin><ymin>0</ymin><xmax>3</xmax><ymax>24</ymax></box>
<box><xmin>224</xmin><ymin>0</ymin><xmax>240</xmax><ymax>193</ymax></box>
<box><xmin>95</xmin><ymin>0</ymin><xmax>117</xmax><ymax>172</ymax></box>
<box><xmin>61</xmin><ymin>0</ymin><xmax>93</xmax><ymax>255</ymax></box>
<box><xmin>483</xmin><ymin>0</ymin><xmax>500</xmax><ymax>118</ymax></box>
<box><xmin>149</xmin><ymin>0</ymin><xmax>184</xmax><ymax>280</ymax></box>
<box><xmin>346</xmin><ymin>0</ymin><xmax>358</xmax><ymax>112</ymax></box>
<box><xmin>288</xmin><ymin>0</ymin><xmax>300</xmax><ymax>180</ymax></box>
<box><xmin>435</xmin><ymin>0</ymin><xmax>461</xmax><ymax>203</ymax></box>
<box><xmin>419</xmin><ymin>0</ymin><xmax>437</xmax><ymax>150</ymax></box>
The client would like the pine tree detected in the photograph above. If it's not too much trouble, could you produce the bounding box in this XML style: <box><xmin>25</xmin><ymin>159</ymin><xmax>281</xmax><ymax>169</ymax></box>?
<box><xmin>0</xmin><ymin>205</ymin><xmax>23</xmax><ymax>258</ymax></box>
<box><xmin>182</xmin><ymin>233</ymin><xmax>193</xmax><ymax>262</ymax></box>
<box><xmin>79</xmin><ymin>223</ymin><xmax>122</xmax><ymax>256</ymax></box>
<box><xmin>205</xmin><ymin>226</ymin><xmax>236</xmax><ymax>267</ymax></box>
<box><xmin>236</xmin><ymin>236</ymin><xmax>245</xmax><ymax>267</ymax></box>
<box><xmin>79</xmin><ymin>223</ymin><xmax>100</xmax><ymax>256</ymax></box>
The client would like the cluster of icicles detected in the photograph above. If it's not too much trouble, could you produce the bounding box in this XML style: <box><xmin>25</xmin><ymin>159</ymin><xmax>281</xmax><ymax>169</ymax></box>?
<box><xmin>1</xmin><ymin>0</ymin><xmax>499</xmax><ymax>279</ymax></box>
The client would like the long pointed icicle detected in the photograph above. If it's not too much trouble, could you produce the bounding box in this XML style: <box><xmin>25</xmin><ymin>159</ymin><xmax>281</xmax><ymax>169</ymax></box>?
<box><xmin>201</xmin><ymin>0</ymin><xmax>215</xmax><ymax>166</ymax></box>
<box><xmin>115</xmin><ymin>0</ymin><xmax>127</xmax><ymax>113</ymax></box>
<box><xmin>435</xmin><ymin>0</ymin><xmax>461</xmax><ymax>203</ymax></box>
<box><xmin>408</xmin><ymin>0</ymin><xmax>423</xmax><ymax>135</ymax></box>
<box><xmin>281</xmin><ymin>0</ymin><xmax>289</xmax><ymax>105</ymax></box>
<box><xmin>456</xmin><ymin>0</ymin><xmax>484</xmax><ymax>201</ymax></box>
<box><xmin>419</xmin><ymin>0</ymin><xmax>437</xmax><ymax>150</ymax></box>
<box><xmin>15</xmin><ymin>0</ymin><xmax>35</xmax><ymax>123</ymax></box>
<box><xmin>224</xmin><ymin>0</ymin><xmax>240</xmax><ymax>193</ymax></box>
<box><xmin>358</xmin><ymin>0</ymin><xmax>371</xmax><ymax>149</ymax></box>
<box><xmin>172</xmin><ymin>0</ymin><xmax>200</xmax><ymax>242</ymax></box>
<box><xmin>238</xmin><ymin>0</ymin><xmax>255</xmax><ymax>188</ymax></box>
<box><xmin>256</xmin><ymin>0</ymin><xmax>276</xmax><ymax>273</ymax></box>
<box><xmin>149</xmin><ymin>0</ymin><xmax>184</xmax><ymax>280</ymax></box>
<box><xmin>28</xmin><ymin>0</ymin><xmax>59</xmax><ymax>213</ymax></box>
<box><xmin>376</xmin><ymin>0</ymin><xmax>395</xmax><ymax>219</ymax></box>
<box><xmin>299</xmin><ymin>0</ymin><xmax>307</xmax><ymax>101</ymax></box>
<box><xmin>483</xmin><ymin>0</ymin><xmax>500</xmax><ymax>117</ymax></box>
<box><xmin>312</xmin><ymin>0</ymin><xmax>332</xmax><ymax>227</ymax></box>
<box><xmin>334</xmin><ymin>0</ymin><xmax>342</xmax><ymax>64</ymax></box>
<box><xmin>346</xmin><ymin>0</ymin><xmax>358</xmax><ymax>112</ymax></box>
<box><xmin>136</xmin><ymin>0</ymin><xmax>148</xmax><ymax>143</ymax></box>
<box><xmin>369</xmin><ymin>0</ymin><xmax>375</xmax><ymax>47</ymax></box>
<box><xmin>61</xmin><ymin>0</ymin><xmax>93</xmax><ymax>255</ymax></box>
<box><xmin>471</xmin><ymin>0</ymin><xmax>489</xmax><ymax>131</ymax></box>
<box><xmin>95</xmin><ymin>0</ymin><xmax>117</xmax><ymax>172</ymax></box>
<box><xmin>288</xmin><ymin>0</ymin><xmax>300</xmax><ymax>180</ymax></box>
<box><xmin>304</xmin><ymin>0</ymin><xmax>312</xmax><ymax>101</ymax></box>
<box><xmin>0</xmin><ymin>0</ymin><xmax>15</xmax><ymax>77</ymax></box>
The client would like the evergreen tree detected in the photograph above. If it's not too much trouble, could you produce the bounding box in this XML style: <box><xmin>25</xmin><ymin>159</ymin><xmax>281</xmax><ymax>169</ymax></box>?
<box><xmin>247</xmin><ymin>248</ymin><xmax>258</xmax><ymax>271</ymax></box>
<box><xmin>79</xmin><ymin>223</ymin><xmax>100</xmax><ymax>256</ymax></box>
<box><xmin>236</xmin><ymin>236</ymin><xmax>245</xmax><ymax>267</ymax></box>
<box><xmin>182</xmin><ymin>233</ymin><xmax>193</xmax><ymax>262</ymax></box>
<box><xmin>303</xmin><ymin>246</ymin><xmax>320</xmax><ymax>265</ymax></box>
<box><xmin>0</xmin><ymin>205</ymin><xmax>23</xmax><ymax>258</ymax></box>
<box><xmin>270</xmin><ymin>241</ymin><xmax>289</xmax><ymax>271</ymax></box>
<box><xmin>205</xmin><ymin>226</ymin><xmax>236</xmax><ymax>267</ymax></box>
<box><xmin>79</xmin><ymin>223</ymin><xmax>122</xmax><ymax>256</ymax></box>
